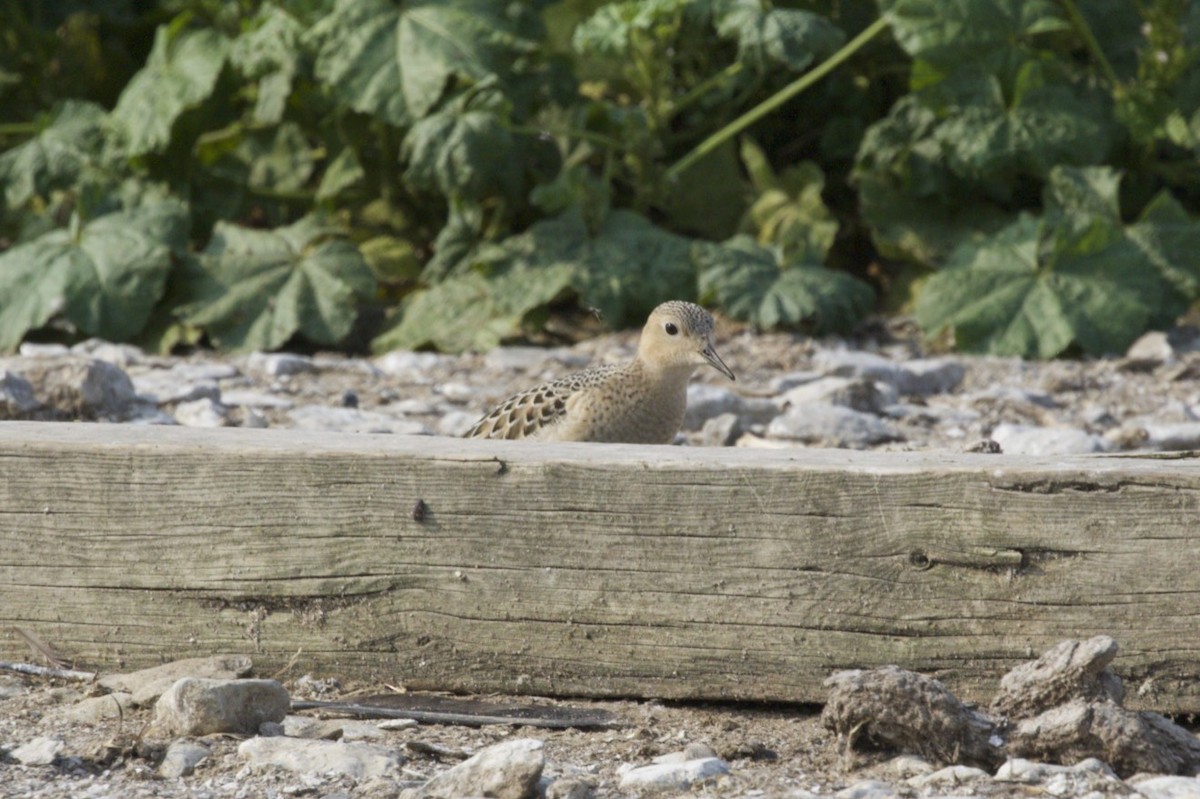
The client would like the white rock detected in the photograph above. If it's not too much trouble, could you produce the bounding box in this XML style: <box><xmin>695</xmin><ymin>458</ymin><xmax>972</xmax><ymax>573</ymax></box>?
<box><xmin>11</xmin><ymin>736</ymin><xmax>64</xmax><ymax>765</ymax></box>
<box><xmin>1141</xmin><ymin>422</ymin><xmax>1200</xmax><ymax>451</ymax></box>
<box><xmin>378</xmin><ymin>718</ymin><xmax>419</xmax><ymax>730</ymax></box>
<box><xmin>618</xmin><ymin>756</ymin><xmax>729</xmax><ymax>791</ymax></box>
<box><xmin>127</xmin><ymin>403</ymin><xmax>179</xmax><ymax>425</ymax></box>
<box><xmin>781</xmin><ymin>377</ymin><xmax>897</xmax><ymax>414</ymax></box>
<box><xmin>908</xmin><ymin>764</ymin><xmax>989</xmax><ymax>788</ymax></box>
<box><xmin>247</xmin><ymin>352</ymin><xmax>316</xmax><ymax>376</ymax></box>
<box><xmin>699</xmin><ymin>413</ymin><xmax>741</xmax><ymax>446</ymax></box>
<box><xmin>0</xmin><ymin>370</ymin><xmax>40</xmax><ymax>414</ymax></box>
<box><xmin>409</xmin><ymin>737</ymin><xmax>544</xmax><ymax>799</ymax></box>
<box><xmin>281</xmin><ymin>714</ymin><xmax>344</xmax><ymax>739</ymax></box>
<box><xmin>545</xmin><ymin>776</ymin><xmax>597</xmax><ymax>799</ymax></box>
<box><xmin>220</xmin><ymin>389</ymin><xmax>295</xmax><ymax>409</ymax></box>
<box><xmin>159</xmin><ymin>740</ymin><xmax>210</xmax><ymax>778</ymax></box>
<box><xmin>173</xmin><ymin>397</ymin><xmax>230</xmax><ymax>427</ymax></box>
<box><xmin>995</xmin><ymin>757</ymin><xmax>1116</xmax><ymax>782</ymax></box>
<box><xmin>375</xmin><ymin>350</ymin><xmax>446</xmax><ymax>378</ymax></box>
<box><xmin>834</xmin><ymin>778</ymin><xmax>899</xmax><ymax>799</ymax></box>
<box><xmin>132</xmin><ymin>373</ymin><xmax>220</xmax><ymax>405</ymax></box>
<box><xmin>485</xmin><ymin>346</ymin><xmax>554</xmax><ymax>371</ymax></box>
<box><xmin>437</xmin><ymin>382</ymin><xmax>476</xmax><ymax>403</ymax></box>
<box><xmin>815</xmin><ymin>350</ymin><xmax>903</xmax><ymax>384</ymax></box>
<box><xmin>768</xmin><ymin>371</ymin><xmax>821</xmax><ymax>393</ymax></box>
<box><xmin>391</xmin><ymin>398</ymin><xmax>439</xmax><ymax>415</ymax></box>
<box><xmin>286</xmin><ymin>405</ymin><xmax>432</xmax><ymax>434</ymax></box>
<box><xmin>152</xmin><ymin>677</ymin><xmax>290</xmax><ymax>736</ymax></box>
<box><xmin>896</xmin><ymin>358</ymin><xmax>967</xmax><ymax>395</ymax></box>
<box><xmin>1126</xmin><ymin>331</ymin><xmax>1175</xmax><ymax>364</ymax></box>
<box><xmin>238</xmin><ymin>736</ymin><xmax>403</xmax><ymax>779</ymax></box>
<box><xmin>813</xmin><ymin>351</ymin><xmax>965</xmax><ymax>395</ymax></box>
<box><xmin>767</xmin><ymin>403</ymin><xmax>902</xmax><ymax>448</ymax></box>
<box><xmin>64</xmin><ymin>692</ymin><xmax>134</xmax><ymax>723</ymax></box>
<box><xmin>1129</xmin><ymin>775</ymin><xmax>1200</xmax><ymax>799</ymax></box>
<box><xmin>437</xmin><ymin>410</ymin><xmax>478</xmax><ymax>437</ymax></box>
<box><xmin>99</xmin><ymin>654</ymin><xmax>254</xmax><ymax>706</ymax></box>
<box><xmin>683</xmin><ymin>384</ymin><xmax>743</xmax><ymax>429</ymax></box>
<box><xmin>883</xmin><ymin>754</ymin><xmax>934</xmax><ymax>779</ymax></box>
<box><xmin>72</xmin><ymin>340</ymin><xmax>144</xmax><ymax>367</ymax></box>
<box><xmin>242</xmin><ymin>408</ymin><xmax>269</xmax><ymax>428</ymax></box>
<box><xmin>167</xmin><ymin>362</ymin><xmax>240</xmax><ymax>382</ymax></box>
<box><xmin>990</xmin><ymin>423</ymin><xmax>1108</xmax><ymax>455</ymax></box>
<box><xmin>18</xmin><ymin>343</ymin><xmax>70</xmax><ymax>357</ymax></box>
<box><xmin>969</xmin><ymin>385</ymin><xmax>1058</xmax><ymax>408</ymax></box>
<box><xmin>340</xmin><ymin>720</ymin><xmax>387</xmax><ymax>741</ymax></box>
<box><xmin>81</xmin><ymin>359</ymin><xmax>138</xmax><ymax>416</ymax></box>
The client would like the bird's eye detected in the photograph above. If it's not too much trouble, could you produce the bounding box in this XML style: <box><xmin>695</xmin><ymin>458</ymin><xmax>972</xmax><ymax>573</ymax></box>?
<box><xmin>664</xmin><ymin>322</ymin><xmax>679</xmax><ymax>336</ymax></box>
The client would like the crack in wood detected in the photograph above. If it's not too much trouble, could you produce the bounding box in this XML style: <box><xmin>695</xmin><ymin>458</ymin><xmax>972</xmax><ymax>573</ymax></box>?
<box><xmin>995</xmin><ymin>479</ymin><xmax>1125</xmax><ymax>494</ymax></box>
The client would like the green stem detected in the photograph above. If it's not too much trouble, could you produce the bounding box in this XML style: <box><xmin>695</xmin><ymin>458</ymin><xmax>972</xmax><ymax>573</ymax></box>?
<box><xmin>672</xmin><ymin>61</ymin><xmax>745</xmax><ymax>117</ymax></box>
<box><xmin>0</xmin><ymin>122</ymin><xmax>41</xmax><ymax>136</ymax></box>
<box><xmin>1058</xmin><ymin>0</ymin><xmax>1122</xmax><ymax>95</ymax></box>
<box><xmin>666</xmin><ymin>15</ymin><xmax>890</xmax><ymax>182</ymax></box>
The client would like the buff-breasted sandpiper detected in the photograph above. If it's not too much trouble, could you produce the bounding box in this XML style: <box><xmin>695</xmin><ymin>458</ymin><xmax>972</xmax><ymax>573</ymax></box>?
<box><xmin>465</xmin><ymin>301</ymin><xmax>735</xmax><ymax>443</ymax></box>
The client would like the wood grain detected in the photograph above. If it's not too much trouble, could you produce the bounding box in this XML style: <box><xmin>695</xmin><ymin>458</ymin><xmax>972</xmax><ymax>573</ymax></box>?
<box><xmin>1</xmin><ymin>421</ymin><xmax>1198</xmax><ymax>710</ymax></box>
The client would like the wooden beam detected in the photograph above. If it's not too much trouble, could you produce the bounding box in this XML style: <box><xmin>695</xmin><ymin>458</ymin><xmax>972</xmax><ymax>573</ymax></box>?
<box><xmin>1</xmin><ymin>421</ymin><xmax>1198</xmax><ymax>710</ymax></box>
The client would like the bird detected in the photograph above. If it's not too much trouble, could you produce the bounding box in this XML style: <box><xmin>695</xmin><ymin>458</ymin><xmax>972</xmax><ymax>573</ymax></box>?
<box><xmin>465</xmin><ymin>301</ymin><xmax>735</xmax><ymax>443</ymax></box>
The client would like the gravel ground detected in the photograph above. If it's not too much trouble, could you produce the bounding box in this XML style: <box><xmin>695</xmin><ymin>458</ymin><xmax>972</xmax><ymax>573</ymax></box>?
<box><xmin>3</xmin><ymin>317</ymin><xmax>1200</xmax><ymax>798</ymax></box>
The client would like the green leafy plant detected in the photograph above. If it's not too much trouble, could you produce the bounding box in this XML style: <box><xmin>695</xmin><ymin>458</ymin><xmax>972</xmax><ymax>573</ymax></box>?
<box><xmin>916</xmin><ymin>167</ymin><xmax>1200</xmax><ymax>357</ymax></box>
<box><xmin>1</xmin><ymin>0</ymin><xmax>1198</xmax><ymax>358</ymax></box>
<box><xmin>180</xmin><ymin>215</ymin><xmax>377</xmax><ymax>352</ymax></box>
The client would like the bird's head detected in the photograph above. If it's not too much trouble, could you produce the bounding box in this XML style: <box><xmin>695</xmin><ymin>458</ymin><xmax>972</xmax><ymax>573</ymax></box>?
<box><xmin>638</xmin><ymin>301</ymin><xmax>735</xmax><ymax>381</ymax></box>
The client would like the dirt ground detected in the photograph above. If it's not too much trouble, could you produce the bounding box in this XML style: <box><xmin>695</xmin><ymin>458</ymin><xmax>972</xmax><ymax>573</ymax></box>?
<box><xmin>4</xmin><ymin>666</ymin><xmax>1189</xmax><ymax>798</ymax></box>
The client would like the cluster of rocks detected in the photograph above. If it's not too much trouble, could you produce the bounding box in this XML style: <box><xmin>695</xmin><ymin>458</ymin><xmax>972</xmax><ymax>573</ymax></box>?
<box><xmin>3</xmin><ymin>640</ymin><xmax>1200</xmax><ymax>798</ymax></box>
<box><xmin>5</xmin><ymin>325</ymin><xmax>1200</xmax><ymax>455</ymax></box>
<box><xmin>823</xmin><ymin>637</ymin><xmax>1200</xmax><ymax>789</ymax></box>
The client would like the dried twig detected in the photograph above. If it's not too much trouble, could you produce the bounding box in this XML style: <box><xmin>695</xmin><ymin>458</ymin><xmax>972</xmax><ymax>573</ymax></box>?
<box><xmin>0</xmin><ymin>661</ymin><xmax>97</xmax><ymax>681</ymax></box>
<box><xmin>13</xmin><ymin>627</ymin><xmax>68</xmax><ymax>668</ymax></box>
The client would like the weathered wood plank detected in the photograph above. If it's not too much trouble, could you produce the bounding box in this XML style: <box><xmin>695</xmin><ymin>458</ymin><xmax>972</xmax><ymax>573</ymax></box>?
<box><xmin>1</xmin><ymin>421</ymin><xmax>1198</xmax><ymax>710</ymax></box>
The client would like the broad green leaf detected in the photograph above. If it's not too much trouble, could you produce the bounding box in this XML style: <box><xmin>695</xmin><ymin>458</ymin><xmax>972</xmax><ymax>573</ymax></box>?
<box><xmin>857</xmin><ymin>174</ymin><xmax>1012</xmax><ymax>266</ymax></box>
<box><xmin>1043</xmin><ymin>165</ymin><xmax>1123</xmax><ymax>220</ymax></box>
<box><xmin>0</xmin><ymin>199</ymin><xmax>188</xmax><ymax>350</ymax></box>
<box><xmin>881</xmin><ymin>0</ymin><xmax>1068</xmax><ymax>81</ymax></box>
<box><xmin>476</xmin><ymin>207</ymin><xmax>697</xmax><ymax>327</ymax></box>
<box><xmin>239</xmin><ymin>123</ymin><xmax>315</xmax><ymax>193</ymax></box>
<box><xmin>311</xmin><ymin>0</ymin><xmax>539</xmax><ymax>125</ymax></box>
<box><xmin>1126</xmin><ymin>190</ymin><xmax>1200</xmax><ymax>304</ymax></box>
<box><xmin>423</xmin><ymin>203</ymin><xmax>485</xmax><ymax>282</ymax></box>
<box><xmin>916</xmin><ymin>213</ymin><xmax>1166</xmax><ymax>358</ymax></box>
<box><xmin>572</xmin><ymin>0</ymin><xmax>686</xmax><ymax>58</ymax></box>
<box><xmin>230</xmin><ymin>5</ymin><xmax>304</xmax><ymax>125</ymax></box>
<box><xmin>1045</xmin><ymin>166</ymin><xmax>1200</xmax><ymax>320</ymax></box>
<box><xmin>854</xmin><ymin>96</ymin><xmax>1013</xmax><ymax>264</ymax></box>
<box><xmin>0</xmin><ymin>100</ymin><xmax>106</xmax><ymax>208</ymax></box>
<box><xmin>854</xmin><ymin>94</ymin><xmax>952</xmax><ymax>201</ymax></box>
<box><xmin>402</xmin><ymin>108</ymin><xmax>521</xmax><ymax>201</ymax></box>
<box><xmin>360</xmin><ymin>236</ymin><xmax>422</xmax><ymax>282</ymax></box>
<box><xmin>317</xmin><ymin>148</ymin><xmax>365</xmax><ymax>202</ymax></box>
<box><xmin>181</xmin><ymin>215</ymin><xmax>376</xmax><ymax>352</ymax></box>
<box><xmin>191</xmin><ymin>122</ymin><xmax>315</xmax><ymax>231</ymax></box>
<box><xmin>697</xmin><ymin>236</ymin><xmax>872</xmax><ymax>333</ymax></box>
<box><xmin>371</xmin><ymin>261</ymin><xmax>574</xmax><ymax>353</ymax></box>
<box><xmin>739</xmin><ymin>140</ymin><xmax>837</xmax><ymax>261</ymax></box>
<box><xmin>108</xmin><ymin>25</ymin><xmax>230</xmax><ymax>156</ymax></box>
<box><xmin>661</xmin><ymin>139</ymin><xmax>745</xmax><ymax>240</ymax></box>
<box><xmin>713</xmin><ymin>0</ymin><xmax>844</xmax><ymax>72</ymax></box>
<box><xmin>930</xmin><ymin>68</ymin><xmax>1115</xmax><ymax>201</ymax></box>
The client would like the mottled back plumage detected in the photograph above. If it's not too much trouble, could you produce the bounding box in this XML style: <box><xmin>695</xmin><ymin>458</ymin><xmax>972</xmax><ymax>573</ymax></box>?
<box><xmin>464</xmin><ymin>301</ymin><xmax>734</xmax><ymax>444</ymax></box>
